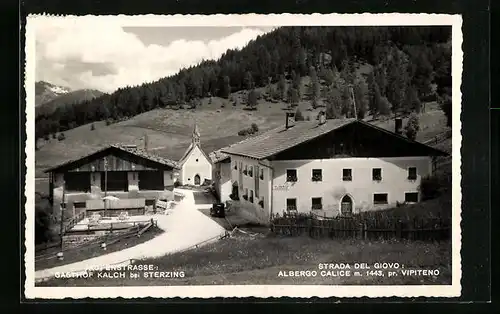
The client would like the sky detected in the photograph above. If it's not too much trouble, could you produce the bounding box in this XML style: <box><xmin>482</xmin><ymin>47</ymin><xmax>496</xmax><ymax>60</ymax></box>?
<box><xmin>35</xmin><ymin>25</ymin><xmax>275</xmax><ymax>93</ymax></box>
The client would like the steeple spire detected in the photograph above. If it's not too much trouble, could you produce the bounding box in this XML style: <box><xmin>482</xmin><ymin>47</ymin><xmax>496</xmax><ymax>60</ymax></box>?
<box><xmin>192</xmin><ymin>123</ymin><xmax>200</xmax><ymax>146</ymax></box>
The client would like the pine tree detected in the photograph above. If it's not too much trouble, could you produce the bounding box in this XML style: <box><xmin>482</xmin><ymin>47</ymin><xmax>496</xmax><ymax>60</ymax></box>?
<box><xmin>386</xmin><ymin>47</ymin><xmax>409</xmax><ymax>117</ymax></box>
<box><xmin>243</xmin><ymin>71</ymin><xmax>254</xmax><ymax>90</ymax></box>
<box><xmin>325</xmin><ymin>86</ymin><xmax>342</xmax><ymax>119</ymax></box>
<box><xmin>247</xmin><ymin>89</ymin><xmax>258</xmax><ymax>110</ymax></box>
<box><xmin>290</xmin><ymin>88</ymin><xmax>299</xmax><ymax>107</ymax></box>
<box><xmin>277</xmin><ymin>74</ymin><xmax>287</xmax><ymax>101</ymax></box>
<box><xmin>353</xmin><ymin>77</ymin><xmax>369</xmax><ymax>119</ymax></box>
<box><xmin>222</xmin><ymin>76</ymin><xmax>231</xmax><ymax>99</ymax></box>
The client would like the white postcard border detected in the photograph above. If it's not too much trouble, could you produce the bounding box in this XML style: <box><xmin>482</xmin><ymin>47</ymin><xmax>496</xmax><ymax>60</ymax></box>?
<box><xmin>24</xmin><ymin>13</ymin><xmax>463</xmax><ymax>299</ymax></box>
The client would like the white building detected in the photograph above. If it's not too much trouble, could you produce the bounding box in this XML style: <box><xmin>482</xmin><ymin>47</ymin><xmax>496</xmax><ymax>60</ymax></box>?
<box><xmin>177</xmin><ymin>124</ymin><xmax>213</xmax><ymax>186</ymax></box>
<box><xmin>220</xmin><ymin>116</ymin><xmax>448</xmax><ymax>224</ymax></box>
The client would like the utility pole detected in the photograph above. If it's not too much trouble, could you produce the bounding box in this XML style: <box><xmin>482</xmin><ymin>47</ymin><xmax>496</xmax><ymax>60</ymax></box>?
<box><xmin>59</xmin><ymin>183</ymin><xmax>65</xmax><ymax>249</ymax></box>
<box><xmin>350</xmin><ymin>85</ymin><xmax>357</xmax><ymax>120</ymax></box>
<box><xmin>104</xmin><ymin>157</ymin><xmax>108</xmax><ymax>217</ymax></box>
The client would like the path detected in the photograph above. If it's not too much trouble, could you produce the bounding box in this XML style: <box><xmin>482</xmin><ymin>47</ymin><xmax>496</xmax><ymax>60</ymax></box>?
<box><xmin>34</xmin><ymin>188</ymin><xmax>226</xmax><ymax>281</ymax></box>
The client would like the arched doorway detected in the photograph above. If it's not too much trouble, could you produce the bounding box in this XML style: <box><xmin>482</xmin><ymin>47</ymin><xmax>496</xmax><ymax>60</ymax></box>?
<box><xmin>340</xmin><ymin>194</ymin><xmax>353</xmax><ymax>216</ymax></box>
<box><xmin>194</xmin><ymin>174</ymin><xmax>201</xmax><ymax>185</ymax></box>
<box><xmin>231</xmin><ymin>181</ymin><xmax>239</xmax><ymax>200</ymax></box>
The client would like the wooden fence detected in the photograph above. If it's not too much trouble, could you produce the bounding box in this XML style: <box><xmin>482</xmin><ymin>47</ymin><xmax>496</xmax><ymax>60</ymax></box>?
<box><xmin>270</xmin><ymin>213</ymin><xmax>450</xmax><ymax>241</ymax></box>
<box><xmin>423</xmin><ymin>130</ymin><xmax>452</xmax><ymax>146</ymax></box>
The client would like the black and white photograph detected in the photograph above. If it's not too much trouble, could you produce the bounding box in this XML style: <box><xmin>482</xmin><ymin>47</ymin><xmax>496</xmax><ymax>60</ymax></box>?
<box><xmin>24</xmin><ymin>14</ymin><xmax>462</xmax><ymax>298</ymax></box>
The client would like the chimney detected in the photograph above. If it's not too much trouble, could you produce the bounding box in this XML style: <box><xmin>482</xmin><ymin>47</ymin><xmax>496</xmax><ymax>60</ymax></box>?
<box><xmin>318</xmin><ymin>111</ymin><xmax>326</xmax><ymax>125</ymax></box>
<box><xmin>285</xmin><ymin>112</ymin><xmax>295</xmax><ymax>129</ymax></box>
<box><xmin>395</xmin><ymin>118</ymin><xmax>403</xmax><ymax>135</ymax></box>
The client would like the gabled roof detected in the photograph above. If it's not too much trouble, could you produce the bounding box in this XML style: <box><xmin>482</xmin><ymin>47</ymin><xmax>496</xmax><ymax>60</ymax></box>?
<box><xmin>221</xmin><ymin>119</ymin><xmax>449</xmax><ymax>160</ymax></box>
<box><xmin>178</xmin><ymin>143</ymin><xmax>212</xmax><ymax>166</ymax></box>
<box><xmin>44</xmin><ymin>143</ymin><xmax>180</xmax><ymax>173</ymax></box>
<box><xmin>221</xmin><ymin>119</ymin><xmax>356</xmax><ymax>159</ymax></box>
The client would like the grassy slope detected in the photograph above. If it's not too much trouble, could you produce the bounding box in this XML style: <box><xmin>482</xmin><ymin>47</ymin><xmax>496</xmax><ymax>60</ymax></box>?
<box><xmin>35</xmin><ymin>62</ymin><xmax>450</xmax><ymax>182</ymax></box>
<box><xmin>38</xmin><ymin>236</ymin><xmax>451</xmax><ymax>286</ymax></box>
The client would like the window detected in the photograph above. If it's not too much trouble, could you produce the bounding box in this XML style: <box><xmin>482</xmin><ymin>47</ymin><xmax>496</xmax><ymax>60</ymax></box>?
<box><xmin>311</xmin><ymin>197</ymin><xmax>323</xmax><ymax>210</ymax></box>
<box><xmin>312</xmin><ymin>169</ymin><xmax>322</xmax><ymax>182</ymax></box>
<box><xmin>243</xmin><ymin>188</ymin><xmax>248</xmax><ymax>200</ymax></box>
<box><xmin>248</xmin><ymin>166</ymin><xmax>253</xmax><ymax>177</ymax></box>
<box><xmin>286</xmin><ymin>198</ymin><xmax>297</xmax><ymax>211</ymax></box>
<box><xmin>249</xmin><ymin>190</ymin><xmax>254</xmax><ymax>203</ymax></box>
<box><xmin>372</xmin><ymin>168</ymin><xmax>382</xmax><ymax>181</ymax></box>
<box><xmin>259</xmin><ymin>168</ymin><xmax>264</xmax><ymax>180</ymax></box>
<box><xmin>243</xmin><ymin>165</ymin><xmax>248</xmax><ymax>175</ymax></box>
<box><xmin>408</xmin><ymin>167</ymin><xmax>417</xmax><ymax>180</ymax></box>
<box><xmin>234</xmin><ymin>162</ymin><xmax>237</xmax><ymax>170</ymax></box>
<box><xmin>405</xmin><ymin>192</ymin><xmax>419</xmax><ymax>203</ymax></box>
<box><xmin>286</xmin><ymin>169</ymin><xmax>297</xmax><ymax>182</ymax></box>
<box><xmin>258</xmin><ymin>197</ymin><xmax>264</xmax><ymax>208</ymax></box>
<box><xmin>342</xmin><ymin>169</ymin><xmax>352</xmax><ymax>181</ymax></box>
<box><xmin>373</xmin><ymin>193</ymin><xmax>388</xmax><ymax>205</ymax></box>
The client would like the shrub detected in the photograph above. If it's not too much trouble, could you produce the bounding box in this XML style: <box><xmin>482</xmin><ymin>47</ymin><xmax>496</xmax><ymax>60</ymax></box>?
<box><xmin>405</xmin><ymin>113</ymin><xmax>420</xmax><ymax>141</ymax></box>
<box><xmin>250</xmin><ymin>123</ymin><xmax>259</xmax><ymax>133</ymax></box>
<box><xmin>52</xmin><ymin>133</ymin><xmax>57</xmax><ymax>139</ymax></box>
<box><xmin>229</xmin><ymin>193</ymin><xmax>239</xmax><ymax>201</ymax></box>
<box><xmin>35</xmin><ymin>194</ymin><xmax>55</xmax><ymax>244</ymax></box>
<box><xmin>174</xmin><ymin>181</ymin><xmax>181</xmax><ymax>188</ymax></box>
<box><xmin>419</xmin><ymin>176</ymin><xmax>442</xmax><ymax>200</ymax></box>
<box><xmin>43</xmin><ymin>134</ymin><xmax>50</xmax><ymax>141</ymax></box>
<box><xmin>238</xmin><ymin>129</ymin><xmax>249</xmax><ymax>136</ymax></box>
<box><xmin>105</xmin><ymin>119</ymin><xmax>112</xmax><ymax>126</ymax></box>
<box><xmin>57</xmin><ymin>133</ymin><xmax>66</xmax><ymax>141</ymax></box>
<box><xmin>294</xmin><ymin>109</ymin><xmax>305</xmax><ymax>121</ymax></box>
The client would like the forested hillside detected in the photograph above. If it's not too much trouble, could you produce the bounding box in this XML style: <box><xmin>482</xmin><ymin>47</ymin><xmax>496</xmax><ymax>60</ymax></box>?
<box><xmin>34</xmin><ymin>26</ymin><xmax>452</xmax><ymax>146</ymax></box>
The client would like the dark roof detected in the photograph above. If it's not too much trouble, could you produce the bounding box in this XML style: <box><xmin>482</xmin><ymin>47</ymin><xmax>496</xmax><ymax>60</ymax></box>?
<box><xmin>221</xmin><ymin>119</ymin><xmax>356</xmax><ymax>159</ymax></box>
<box><xmin>222</xmin><ymin>119</ymin><xmax>449</xmax><ymax>160</ymax></box>
<box><xmin>44</xmin><ymin>144</ymin><xmax>180</xmax><ymax>173</ymax></box>
<box><xmin>208</xmin><ymin>149</ymin><xmax>230</xmax><ymax>164</ymax></box>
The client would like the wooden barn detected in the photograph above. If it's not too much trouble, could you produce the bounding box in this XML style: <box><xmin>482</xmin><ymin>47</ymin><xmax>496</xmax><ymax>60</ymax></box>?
<box><xmin>44</xmin><ymin>144</ymin><xmax>180</xmax><ymax>216</ymax></box>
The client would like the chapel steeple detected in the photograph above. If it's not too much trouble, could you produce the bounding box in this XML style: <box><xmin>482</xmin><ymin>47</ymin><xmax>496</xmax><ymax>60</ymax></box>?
<box><xmin>192</xmin><ymin>123</ymin><xmax>200</xmax><ymax>146</ymax></box>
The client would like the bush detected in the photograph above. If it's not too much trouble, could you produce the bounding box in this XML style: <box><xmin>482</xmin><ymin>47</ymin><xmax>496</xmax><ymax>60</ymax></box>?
<box><xmin>52</xmin><ymin>133</ymin><xmax>57</xmax><ymax>139</ymax></box>
<box><xmin>250</xmin><ymin>123</ymin><xmax>259</xmax><ymax>133</ymax></box>
<box><xmin>229</xmin><ymin>193</ymin><xmax>239</xmax><ymax>201</ymax></box>
<box><xmin>405</xmin><ymin>113</ymin><xmax>420</xmax><ymax>141</ymax></box>
<box><xmin>57</xmin><ymin>133</ymin><xmax>66</xmax><ymax>141</ymax></box>
<box><xmin>295</xmin><ymin>109</ymin><xmax>305</xmax><ymax>121</ymax></box>
<box><xmin>174</xmin><ymin>181</ymin><xmax>181</xmax><ymax>188</ymax></box>
<box><xmin>419</xmin><ymin>176</ymin><xmax>442</xmax><ymax>200</ymax></box>
<box><xmin>35</xmin><ymin>194</ymin><xmax>55</xmax><ymax>244</ymax></box>
<box><xmin>105</xmin><ymin>119</ymin><xmax>112</xmax><ymax>126</ymax></box>
<box><xmin>43</xmin><ymin>134</ymin><xmax>50</xmax><ymax>141</ymax></box>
